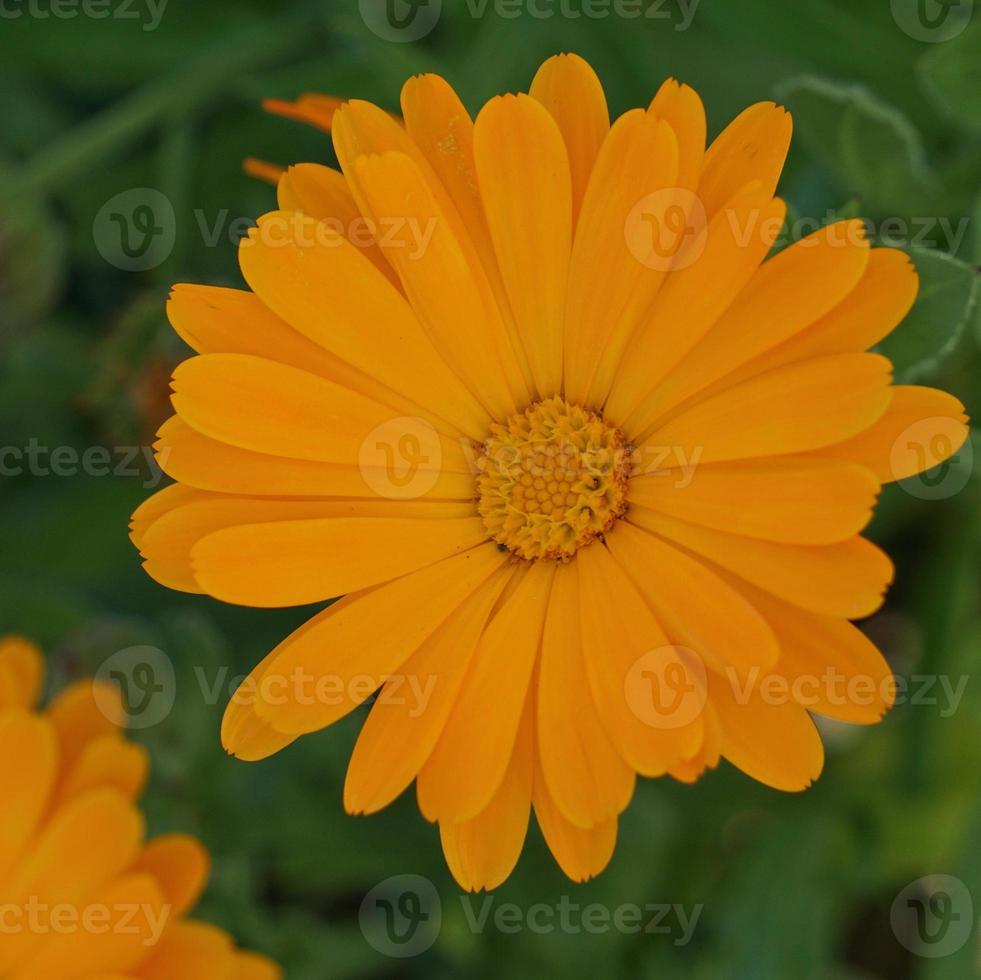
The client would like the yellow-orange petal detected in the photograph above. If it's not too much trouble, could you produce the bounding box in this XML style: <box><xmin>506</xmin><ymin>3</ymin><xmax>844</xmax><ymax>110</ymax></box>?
<box><xmin>236</xmin><ymin>213</ymin><xmax>491</xmax><ymax>440</ymax></box>
<box><xmin>636</xmin><ymin>220</ymin><xmax>871</xmax><ymax>425</ymax></box>
<box><xmin>242</xmin><ymin>157</ymin><xmax>284</xmax><ymax>185</ymax></box>
<box><xmin>344</xmin><ymin>566</ymin><xmax>513</xmax><ymax>815</ymax></box>
<box><xmin>56</xmin><ymin>734</ymin><xmax>149</xmax><ymax>805</ymax></box>
<box><xmin>708</xmin><ymin>669</ymin><xmax>824</xmax><ymax>792</ymax></box>
<box><xmin>606</xmin><ymin>520</ymin><xmax>779</xmax><ymax>676</ymax></box>
<box><xmin>46</xmin><ymin>677</ymin><xmax>125</xmax><ymax>772</ymax></box>
<box><xmin>171</xmin><ymin>353</ymin><xmax>473</xmax><ymax>472</ymax></box>
<box><xmin>133</xmin><ymin>834</ymin><xmax>211</xmax><ymax>917</ymax></box>
<box><xmin>532</xmin><ymin>756</ymin><xmax>617</xmax><ymax>883</ymax></box>
<box><xmin>627</xmin><ymin>456</ymin><xmax>880</xmax><ymax>545</ymax></box>
<box><xmin>563</xmin><ymin>110</ymin><xmax>679</xmax><ymax>408</ymax></box>
<box><xmin>577</xmin><ymin>543</ymin><xmax>704</xmax><ymax>775</ymax></box>
<box><xmin>417</xmin><ymin>561</ymin><xmax>554</xmax><ymax>823</ymax></box>
<box><xmin>439</xmin><ymin>693</ymin><xmax>533</xmax><ymax>892</ymax></box>
<box><xmin>821</xmin><ymin>385</ymin><xmax>969</xmax><ymax>482</ymax></box>
<box><xmin>250</xmin><ymin>543</ymin><xmax>507</xmax><ymax>735</ymax></box>
<box><xmin>606</xmin><ymin>183</ymin><xmax>785</xmax><ymax>429</ymax></box>
<box><xmin>718</xmin><ymin>247</ymin><xmax>919</xmax><ymax>386</ymax></box>
<box><xmin>538</xmin><ymin>562</ymin><xmax>634</xmax><ymax>828</ymax></box>
<box><xmin>529</xmin><ymin>52</ymin><xmax>609</xmax><ymax>222</ymax></box>
<box><xmin>193</xmin><ymin>513</ymin><xmax>487</xmax><ymax>608</ymax></box>
<box><xmin>648</xmin><ymin>78</ymin><xmax>706</xmax><ymax>194</ymax></box>
<box><xmin>697</xmin><ymin>101</ymin><xmax>791</xmax><ymax>218</ymax></box>
<box><xmin>275</xmin><ymin>164</ymin><xmax>396</xmax><ymax>284</ymax></box>
<box><xmin>138</xmin><ymin>921</ymin><xmax>235</xmax><ymax>980</ymax></box>
<box><xmin>474</xmin><ymin>93</ymin><xmax>572</xmax><ymax>398</ymax></box>
<box><xmin>629</xmin><ymin>508</ymin><xmax>893</xmax><ymax>619</ymax></box>
<box><xmin>0</xmin><ymin>635</ymin><xmax>45</xmax><ymax>710</ymax></box>
<box><xmin>351</xmin><ymin>151</ymin><xmax>528</xmax><ymax>419</ymax></box>
<box><xmin>0</xmin><ymin>712</ymin><xmax>57</xmax><ymax>889</ymax></box>
<box><xmin>262</xmin><ymin>92</ymin><xmax>343</xmax><ymax>133</ymax></box>
<box><xmin>0</xmin><ymin>789</ymin><xmax>144</xmax><ymax>972</ymax></box>
<box><xmin>723</xmin><ymin>575</ymin><xmax>895</xmax><ymax>724</ymax></box>
<box><xmin>640</xmin><ymin>353</ymin><xmax>894</xmax><ymax>462</ymax></box>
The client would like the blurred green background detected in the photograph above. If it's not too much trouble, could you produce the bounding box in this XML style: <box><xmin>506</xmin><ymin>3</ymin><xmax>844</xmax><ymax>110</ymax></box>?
<box><xmin>1</xmin><ymin>0</ymin><xmax>980</xmax><ymax>977</ymax></box>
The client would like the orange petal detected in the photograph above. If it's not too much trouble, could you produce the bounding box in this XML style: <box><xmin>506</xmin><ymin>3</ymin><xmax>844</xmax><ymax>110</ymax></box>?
<box><xmin>417</xmin><ymin>561</ymin><xmax>554</xmax><ymax>823</ymax></box>
<box><xmin>606</xmin><ymin>182</ymin><xmax>784</xmax><ymax>429</ymax></box>
<box><xmin>635</xmin><ymin>220</ymin><xmax>871</xmax><ymax>426</ymax></box>
<box><xmin>697</xmin><ymin>101</ymin><xmax>791</xmax><ymax>218</ymax></box>
<box><xmin>133</xmin><ymin>834</ymin><xmax>211</xmax><ymax>917</ymax></box>
<box><xmin>606</xmin><ymin>521</ymin><xmax>779</xmax><ymax>676</ymax></box>
<box><xmin>236</xmin><ymin>212</ymin><xmax>490</xmax><ymax>440</ymax></box>
<box><xmin>821</xmin><ymin>385</ymin><xmax>969</xmax><ymax>482</ymax></box>
<box><xmin>344</xmin><ymin>566</ymin><xmax>513</xmax><ymax>815</ymax></box>
<box><xmin>275</xmin><ymin>164</ymin><xmax>396</xmax><ymax>284</ymax></box>
<box><xmin>577</xmin><ymin>543</ymin><xmax>704</xmax><ymax>775</ymax></box>
<box><xmin>533</xmin><ymin>755</ymin><xmax>617</xmax><ymax>883</ymax></box>
<box><xmin>708</xmin><ymin>668</ymin><xmax>824</xmax><ymax>792</ymax></box>
<box><xmin>0</xmin><ymin>635</ymin><xmax>45</xmax><ymax>710</ymax></box>
<box><xmin>563</xmin><ymin>110</ymin><xmax>679</xmax><ymax>407</ymax></box>
<box><xmin>538</xmin><ymin>562</ymin><xmax>634</xmax><ymax>828</ymax></box>
<box><xmin>242</xmin><ymin>157</ymin><xmax>284</xmax><ymax>185</ymax></box>
<box><xmin>248</xmin><ymin>543</ymin><xmax>507</xmax><ymax>736</ymax></box>
<box><xmin>474</xmin><ymin>93</ymin><xmax>572</xmax><ymax>397</ymax></box>
<box><xmin>640</xmin><ymin>353</ymin><xmax>893</xmax><ymax>462</ymax></box>
<box><xmin>263</xmin><ymin>92</ymin><xmax>344</xmax><ymax>133</ymax></box>
<box><xmin>529</xmin><ymin>53</ymin><xmax>609</xmax><ymax>222</ymax></box>
<box><xmin>628</xmin><ymin>509</ymin><xmax>893</xmax><ymax>619</ymax></box>
<box><xmin>628</xmin><ymin>456</ymin><xmax>880</xmax><ymax>545</ymax></box>
<box><xmin>439</xmin><ymin>692</ymin><xmax>533</xmax><ymax>892</ymax></box>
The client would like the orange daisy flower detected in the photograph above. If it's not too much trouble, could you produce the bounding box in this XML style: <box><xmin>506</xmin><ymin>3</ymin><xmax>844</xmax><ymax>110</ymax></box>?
<box><xmin>132</xmin><ymin>54</ymin><xmax>968</xmax><ymax>890</ymax></box>
<box><xmin>0</xmin><ymin>635</ymin><xmax>280</xmax><ymax>979</ymax></box>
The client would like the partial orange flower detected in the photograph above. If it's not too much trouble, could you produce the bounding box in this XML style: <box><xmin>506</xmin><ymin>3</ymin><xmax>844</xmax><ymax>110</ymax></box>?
<box><xmin>0</xmin><ymin>635</ymin><xmax>280</xmax><ymax>980</ymax></box>
<box><xmin>133</xmin><ymin>53</ymin><xmax>968</xmax><ymax>890</ymax></box>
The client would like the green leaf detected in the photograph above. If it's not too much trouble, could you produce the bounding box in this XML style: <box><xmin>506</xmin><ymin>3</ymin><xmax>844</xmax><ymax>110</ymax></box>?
<box><xmin>775</xmin><ymin>75</ymin><xmax>940</xmax><ymax>216</ymax></box>
<box><xmin>918</xmin><ymin>23</ymin><xmax>981</xmax><ymax>131</ymax></box>
<box><xmin>877</xmin><ymin>246</ymin><xmax>979</xmax><ymax>381</ymax></box>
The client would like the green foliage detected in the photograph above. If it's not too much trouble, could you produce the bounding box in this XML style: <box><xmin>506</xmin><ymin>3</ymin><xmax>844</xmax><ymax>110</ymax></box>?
<box><xmin>1</xmin><ymin>1</ymin><xmax>979</xmax><ymax>978</ymax></box>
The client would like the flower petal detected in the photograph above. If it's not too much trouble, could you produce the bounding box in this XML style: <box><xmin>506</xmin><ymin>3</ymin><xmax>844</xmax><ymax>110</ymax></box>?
<box><xmin>640</xmin><ymin>353</ymin><xmax>893</xmax><ymax>462</ymax></box>
<box><xmin>628</xmin><ymin>508</ymin><xmax>893</xmax><ymax>619</ymax></box>
<box><xmin>529</xmin><ymin>52</ymin><xmax>609</xmax><ymax>222</ymax></box>
<box><xmin>606</xmin><ymin>521</ymin><xmax>779</xmax><ymax>675</ymax></box>
<box><xmin>249</xmin><ymin>543</ymin><xmax>507</xmax><ymax>736</ymax></box>
<box><xmin>821</xmin><ymin>385</ymin><xmax>969</xmax><ymax>482</ymax></box>
<box><xmin>417</xmin><ymin>561</ymin><xmax>553</xmax><ymax>823</ymax></box>
<box><xmin>697</xmin><ymin>101</ymin><xmax>792</xmax><ymax>218</ymax></box>
<box><xmin>344</xmin><ymin>565</ymin><xmax>513</xmax><ymax>816</ymax></box>
<box><xmin>538</xmin><ymin>562</ymin><xmax>635</xmax><ymax>829</ymax></box>
<box><xmin>474</xmin><ymin>93</ymin><xmax>572</xmax><ymax>397</ymax></box>
<box><xmin>577</xmin><ymin>543</ymin><xmax>704</xmax><ymax>776</ymax></box>
<box><xmin>439</xmin><ymin>693</ymin><xmax>533</xmax><ymax>892</ymax></box>
<box><xmin>628</xmin><ymin>456</ymin><xmax>880</xmax><ymax>545</ymax></box>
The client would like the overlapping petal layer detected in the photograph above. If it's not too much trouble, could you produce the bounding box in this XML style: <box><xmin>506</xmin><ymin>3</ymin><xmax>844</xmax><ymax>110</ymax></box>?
<box><xmin>137</xmin><ymin>54</ymin><xmax>970</xmax><ymax>890</ymax></box>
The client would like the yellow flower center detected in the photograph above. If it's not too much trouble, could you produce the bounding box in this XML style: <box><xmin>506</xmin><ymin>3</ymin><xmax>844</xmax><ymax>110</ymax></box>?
<box><xmin>476</xmin><ymin>397</ymin><xmax>631</xmax><ymax>562</ymax></box>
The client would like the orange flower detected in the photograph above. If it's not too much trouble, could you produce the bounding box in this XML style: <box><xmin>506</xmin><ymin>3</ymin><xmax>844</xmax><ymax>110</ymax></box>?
<box><xmin>133</xmin><ymin>54</ymin><xmax>968</xmax><ymax>890</ymax></box>
<box><xmin>0</xmin><ymin>636</ymin><xmax>280</xmax><ymax>979</ymax></box>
